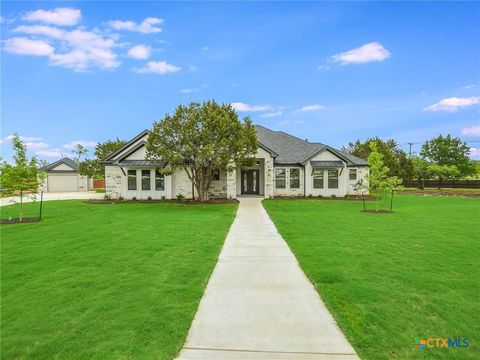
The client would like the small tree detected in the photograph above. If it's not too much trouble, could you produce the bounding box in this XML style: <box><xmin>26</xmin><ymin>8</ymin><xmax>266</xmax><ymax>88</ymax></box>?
<box><xmin>366</xmin><ymin>142</ymin><xmax>403</xmax><ymax>211</ymax></box>
<box><xmin>0</xmin><ymin>135</ymin><xmax>44</xmax><ymax>221</ymax></box>
<box><xmin>78</xmin><ymin>138</ymin><xmax>127</xmax><ymax>179</ymax></box>
<box><xmin>146</xmin><ymin>100</ymin><xmax>258</xmax><ymax>201</ymax></box>
<box><xmin>411</xmin><ymin>156</ymin><xmax>430</xmax><ymax>189</ymax></box>
<box><xmin>72</xmin><ymin>144</ymin><xmax>88</xmax><ymax>162</ymax></box>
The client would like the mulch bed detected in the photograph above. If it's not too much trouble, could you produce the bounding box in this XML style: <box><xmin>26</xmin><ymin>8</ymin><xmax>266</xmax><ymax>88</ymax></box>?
<box><xmin>273</xmin><ymin>195</ymin><xmax>378</xmax><ymax>201</ymax></box>
<box><xmin>361</xmin><ymin>209</ymin><xmax>393</xmax><ymax>214</ymax></box>
<box><xmin>86</xmin><ymin>199</ymin><xmax>239</xmax><ymax>205</ymax></box>
<box><xmin>1</xmin><ymin>217</ymin><xmax>40</xmax><ymax>225</ymax></box>
<box><xmin>403</xmin><ymin>189</ymin><xmax>480</xmax><ymax>198</ymax></box>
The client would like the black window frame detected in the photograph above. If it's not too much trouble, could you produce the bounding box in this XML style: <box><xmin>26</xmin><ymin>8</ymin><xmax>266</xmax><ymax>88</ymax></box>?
<box><xmin>289</xmin><ymin>168</ymin><xmax>300</xmax><ymax>189</ymax></box>
<box><xmin>313</xmin><ymin>168</ymin><xmax>324</xmax><ymax>189</ymax></box>
<box><xmin>127</xmin><ymin>170</ymin><xmax>137</xmax><ymax>190</ymax></box>
<box><xmin>141</xmin><ymin>170</ymin><xmax>151</xmax><ymax>190</ymax></box>
<box><xmin>275</xmin><ymin>168</ymin><xmax>286</xmax><ymax>189</ymax></box>
<box><xmin>328</xmin><ymin>169</ymin><xmax>339</xmax><ymax>189</ymax></box>
<box><xmin>349</xmin><ymin>168</ymin><xmax>357</xmax><ymax>180</ymax></box>
<box><xmin>212</xmin><ymin>169</ymin><xmax>220</xmax><ymax>181</ymax></box>
<box><xmin>155</xmin><ymin>170</ymin><xmax>165</xmax><ymax>190</ymax></box>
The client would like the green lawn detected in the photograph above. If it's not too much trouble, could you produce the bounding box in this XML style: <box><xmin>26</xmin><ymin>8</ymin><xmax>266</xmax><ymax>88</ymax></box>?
<box><xmin>263</xmin><ymin>195</ymin><xmax>480</xmax><ymax>359</ymax></box>
<box><xmin>1</xmin><ymin>200</ymin><xmax>237</xmax><ymax>359</ymax></box>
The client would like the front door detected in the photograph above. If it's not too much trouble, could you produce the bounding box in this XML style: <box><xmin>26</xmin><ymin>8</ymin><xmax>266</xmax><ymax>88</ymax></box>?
<box><xmin>241</xmin><ymin>170</ymin><xmax>260</xmax><ymax>194</ymax></box>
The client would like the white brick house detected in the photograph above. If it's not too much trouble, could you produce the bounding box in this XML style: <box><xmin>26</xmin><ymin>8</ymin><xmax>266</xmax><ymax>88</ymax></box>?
<box><xmin>103</xmin><ymin>125</ymin><xmax>368</xmax><ymax>200</ymax></box>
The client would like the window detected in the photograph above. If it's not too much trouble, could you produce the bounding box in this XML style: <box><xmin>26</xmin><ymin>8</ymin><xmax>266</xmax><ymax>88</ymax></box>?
<box><xmin>212</xmin><ymin>169</ymin><xmax>220</xmax><ymax>181</ymax></box>
<box><xmin>313</xmin><ymin>168</ymin><xmax>324</xmax><ymax>189</ymax></box>
<box><xmin>275</xmin><ymin>168</ymin><xmax>286</xmax><ymax>188</ymax></box>
<box><xmin>290</xmin><ymin>168</ymin><xmax>300</xmax><ymax>188</ymax></box>
<box><xmin>128</xmin><ymin>170</ymin><xmax>137</xmax><ymax>190</ymax></box>
<box><xmin>141</xmin><ymin>170</ymin><xmax>151</xmax><ymax>190</ymax></box>
<box><xmin>328</xmin><ymin>170</ymin><xmax>339</xmax><ymax>189</ymax></box>
<box><xmin>155</xmin><ymin>170</ymin><xmax>164</xmax><ymax>190</ymax></box>
<box><xmin>349</xmin><ymin>168</ymin><xmax>357</xmax><ymax>180</ymax></box>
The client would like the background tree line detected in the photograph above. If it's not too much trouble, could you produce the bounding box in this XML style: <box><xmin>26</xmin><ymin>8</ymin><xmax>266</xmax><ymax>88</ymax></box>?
<box><xmin>343</xmin><ymin>134</ymin><xmax>477</xmax><ymax>188</ymax></box>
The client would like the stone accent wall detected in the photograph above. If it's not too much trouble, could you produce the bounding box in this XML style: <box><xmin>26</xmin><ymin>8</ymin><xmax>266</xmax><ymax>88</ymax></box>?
<box><xmin>172</xmin><ymin>167</ymin><xmax>193</xmax><ymax>199</ymax></box>
<box><xmin>105</xmin><ymin>165</ymin><xmax>123</xmax><ymax>199</ymax></box>
<box><xmin>208</xmin><ymin>170</ymin><xmax>228</xmax><ymax>198</ymax></box>
<box><xmin>264</xmin><ymin>156</ymin><xmax>274</xmax><ymax>198</ymax></box>
<box><xmin>226</xmin><ymin>169</ymin><xmax>236</xmax><ymax>199</ymax></box>
<box><xmin>273</xmin><ymin>166</ymin><xmax>304</xmax><ymax>197</ymax></box>
<box><xmin>78</xmin><ymin>175</ymin><xmax>89</xmax><ymax>192</ymax></box>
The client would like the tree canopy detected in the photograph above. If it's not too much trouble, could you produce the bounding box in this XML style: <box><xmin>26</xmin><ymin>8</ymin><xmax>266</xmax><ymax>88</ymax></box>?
<box><xmin>78</xmin><ymin>138</ymin><xmax>127</xmax><ymax>178</ymax></box>
<box><xmin>146</xmin><ymin>100</ymin><xmax>258</xmax><ymax>201</ymax></box>
<box><xmin>420</xmin><ymin>134</ymin><xmax>473</xmax><ymax>178</ymax></box>
<box><xmin>344</xmin><ymin>137</ymin><xmax>413</xmax><ymax>179</ymax></box>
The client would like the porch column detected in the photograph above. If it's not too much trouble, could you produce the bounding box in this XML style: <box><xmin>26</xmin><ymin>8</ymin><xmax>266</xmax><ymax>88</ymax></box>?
<box><xmin>226</xmin><ymin>168</ymin><xmax>236</xmax><ymax>199</ymax></box>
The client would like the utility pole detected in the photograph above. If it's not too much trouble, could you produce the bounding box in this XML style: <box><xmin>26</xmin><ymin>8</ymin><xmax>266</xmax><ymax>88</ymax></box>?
<box><xmin>407</xmin><ymin>142</ymin><xmax>414</xmax><ymax>157</ymax></box>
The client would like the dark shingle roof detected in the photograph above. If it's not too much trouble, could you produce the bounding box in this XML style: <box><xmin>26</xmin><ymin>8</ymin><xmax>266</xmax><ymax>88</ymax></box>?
<box><xmin>39</xmin><ymin>157</ymin><xmax>78</xmax><ymax>172</ymax></box>
<box><xmin>254</xmin><ymin>125</ymin><xmax>367</xmax><ymax>166</ymax></box>
<box><xmin>310</xmin><ymin>160</ymin><xmax>344</xmax><ymax>168</ymax></box>
<box><xmin>118</xmin><ymin>160</ymin><xmax>164</xmax><ymax>167</ymax></box>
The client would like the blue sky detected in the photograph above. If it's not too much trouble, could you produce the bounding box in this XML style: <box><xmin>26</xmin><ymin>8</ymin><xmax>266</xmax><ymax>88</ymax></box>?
<box><xmin>1</xmin><ymin>1</ymin><xmax>479</xmax><ymax>162</ymax></box>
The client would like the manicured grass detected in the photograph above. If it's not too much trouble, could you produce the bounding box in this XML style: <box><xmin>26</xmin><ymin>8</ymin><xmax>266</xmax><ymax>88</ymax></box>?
<box><xmin>1</xmin><ymin>201</ymin><xmax>237</xmax><ymax>359</ymax></box>
<box><xmin>263</xmin><ymin>195</ymin><xmax>479</xmax><ymax>359</ymax></box>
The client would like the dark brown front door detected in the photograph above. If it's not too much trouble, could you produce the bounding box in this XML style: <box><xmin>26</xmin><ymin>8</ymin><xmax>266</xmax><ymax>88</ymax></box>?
<box><xmin>241</xmin><ymin>170</ymin><xmax>260</xmax><ymax>194</ymax></box>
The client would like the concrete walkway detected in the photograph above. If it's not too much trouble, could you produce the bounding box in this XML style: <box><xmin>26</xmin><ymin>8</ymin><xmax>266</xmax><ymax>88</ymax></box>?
<box><xmin>0</xmin><ymin>191</ymin><xmax>103</xmax><ymax>207</ymax></box>
<box><xmin>177</xmin><ymin>197</ymin><xmax>358</xmax><ymax>359</ymax></box>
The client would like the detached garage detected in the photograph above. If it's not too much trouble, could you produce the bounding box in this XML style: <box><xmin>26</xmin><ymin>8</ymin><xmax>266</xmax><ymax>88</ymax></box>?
<box><xmin>40</xmin><ymin>158</ymin><xmax>90</xmax><ymax>192</ymax></box>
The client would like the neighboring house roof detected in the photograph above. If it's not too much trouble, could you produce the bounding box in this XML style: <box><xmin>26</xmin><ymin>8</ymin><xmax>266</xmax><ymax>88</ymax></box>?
<box><xmin>39</xmin><ymin>157</ymin><xmax>79</xmax><ymax>172</ymax></box>
<box><xmin>254</xmin><ymin>125</ymin><xmax>367</xmax><ymax>166</ymax></box>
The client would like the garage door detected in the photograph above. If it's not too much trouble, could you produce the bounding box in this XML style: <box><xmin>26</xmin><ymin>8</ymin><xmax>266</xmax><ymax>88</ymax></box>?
<box><xmin>48</xmin><ymin>175</ymin><xmax>79</xmax><ymax>192</ymax></box>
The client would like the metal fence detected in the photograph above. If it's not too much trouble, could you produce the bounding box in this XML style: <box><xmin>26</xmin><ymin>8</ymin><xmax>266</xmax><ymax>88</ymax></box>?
<box><xmin>403</xmin><ymin>179</ymin><xmax>480</xmax><ymax>189</ymax></box>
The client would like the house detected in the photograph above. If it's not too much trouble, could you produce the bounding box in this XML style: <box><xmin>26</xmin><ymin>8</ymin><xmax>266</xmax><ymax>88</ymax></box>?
<box><xmin>103</xmin><ymin>125</ymin><xmax>368</xmax><ymax>200</ymax></box>
<box><xmin>40</xmin><ymin>158</ymin><xmax>90</xmax><ymax>192</ymax></box>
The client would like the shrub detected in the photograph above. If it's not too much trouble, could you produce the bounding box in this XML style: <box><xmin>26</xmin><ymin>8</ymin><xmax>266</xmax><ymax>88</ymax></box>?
<box><xmin>118</xmin><ymin>196</ymin><xmax>124</xmax><ymax>201</ymax></box>
<box><xmin>103</xmin><ymin>194</ymin><xmax>111</xmax><ymax>200</ymax></box>
<box><xmin>176</xmin><ymin>193</ymin><xmax>186</xmax><ymax>203</ymax></box>
<box><xmin>331</xmin><ymin>194</ymin><xmax>337</xmax><ymax>199</ymax></box>
<box><xmin>132</xmin><ymin>196</ymin><xmax>137</xmax><ymax>201</ymax></box>
<box><xmin>161</xmin><ymin>195</ymin><xmax>166</xmax><ymax>200</ymax></box>
<box><xmin>147</xmin><ymin>196</ymin><xmax>152</xmax><ymax>201</ymax></box>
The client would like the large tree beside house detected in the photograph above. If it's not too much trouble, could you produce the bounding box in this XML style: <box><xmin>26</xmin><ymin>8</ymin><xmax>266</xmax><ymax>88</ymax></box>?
<box><xmin>146</xmin><ymin>100</ymin><xmax>258</xmax><ymax>201</ymax></box>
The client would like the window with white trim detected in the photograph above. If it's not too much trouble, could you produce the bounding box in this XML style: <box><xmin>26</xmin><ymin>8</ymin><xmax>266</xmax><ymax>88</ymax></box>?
<box><xmin>141</xmin><ymin>170</ymin><xmax>151</xmax><ymax>190</ymax></box>
<box><xmin>275</xmin><ymin>168</ymin><xmax>286</xmax><ymax>188</ymax></box>
<box><xmin>328</xmin><ymin>169</ymin><xmax>339</xmax><ymax>189</ymax></box>
<box><xmin>128</xmin><ymin>170</ymin><xmax>137</xmax><ymax>190</ymax></box>
<box><xmin>313</xmin><ymin>168</ymin><xmax>324</xmax><ymax>189</ymax></box>
<box><xmin>349</xmin><ymin>168</ymin><xmax>357</xmax><ymax>180</ymax></box>
<box><xmin>155</xmin><ymin>170</ymin><xmax>165</xmax><ymax>190</ymax></box>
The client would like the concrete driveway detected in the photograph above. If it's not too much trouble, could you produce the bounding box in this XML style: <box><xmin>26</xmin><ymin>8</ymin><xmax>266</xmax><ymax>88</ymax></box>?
<box><xmin>0</xmin><ymin>191</ymin><xmax>103</xmax><ymax>207</ymax></box>
<box><xmin>177</xmin><ymin>197</ymin><xmax>358</xmax><ymax>359</ymax></box>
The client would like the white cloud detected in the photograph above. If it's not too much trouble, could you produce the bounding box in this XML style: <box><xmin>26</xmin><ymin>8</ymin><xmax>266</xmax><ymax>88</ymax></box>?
<box><xmin>469</xmin><ymin>148</ymin><xmax>480</xmax><ymax>159</ymax></box>
<box><xmin>201</xmin><ymin>46</ymin><xmax>209</xmax><ymax>51</ymax></box>
<box><xmin>1</xmin><ymin>135</ymin><xmax>43</xmax><ymax>143</ymax></box>
<box><xmin>35</xmin><ymin>149</ymin><xmax>66</xmax><ymax>158</ymax></box>
<box><xmin>180</xmin><ymin>84</ymin><xmax>208</xmax><ymax>93</ymax></box>
<box><xmin>63</xmin><ymin>140</ymin><xmax>97</xmax><ymax>149</ymax></box>
<box><xmin>293</xmin><ymin>120</ymin><xmax>304</xmax><ymax>125</ymax></box>
<box><xmin>134</xmin><ymin>61</ymin><xmax>181</xmax><ymax>74</ymax></box>
<box><xmin>462</xmin><ymin>126</ymin><xmax>480</xmax><ymax>137</ymax></box>
<box><xmin>127</xmin><ymin>45</ymin><xmax>151</xmax><ymax>59</ymax></box>
<box><xmin>331</xmin><ymin>42</ymin><xmax>391</xmax><ymax>65</ymax></box>
<box><xmin>108</xmin><ymin>17</ymin><xmax>163</xmax><ymax>34</ymax></box>
<box><xmin>424</xmin><ymin>97</ymin><xmax>480</xmax><ymax>112</ymax></box>
<box><xmin>25</xmin><ymin>142</ymin><xmax>49</xmax><ymax>151</ymax></box>
<box><xmin>231</xmin><ymin>102</ymin><xmax>271</xmax><ymax>112</ymax></box>
<box><xmin>4</xmin><ymin>37</ymin><xmax>54</xmax><ymax>56</ymax></box>
<box><xmin>460</xmin><ymin>84</ymin><xmax>476</xmax><ymax>90</ymax></box>
<box><xmin>261</xmin><ymin>110</ymin><xmax>283</xmax><ymax>118</ymax></box>
<box><xmin>11</xmin><ymin>25</ymin><xmax>120</xmax><ymax>71</ymax></box>
<box><xmin>296</xmin><ymin>104</ymin><xmax>325</xmax><ymax>112</ymax></box>
<box><xmin>316</xmin><ymin>65</ymin><xmax>330</xmax><ymax>71</ymax></box>
<box><xmin>23</xmin><ymin>7</ymin><xmax>81</xmax><ymax>26</ymax></box>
